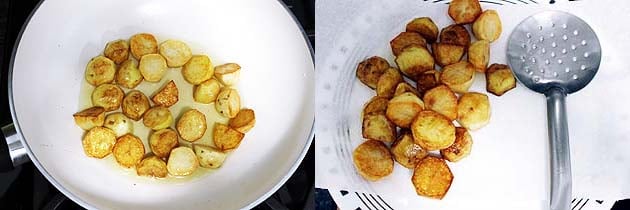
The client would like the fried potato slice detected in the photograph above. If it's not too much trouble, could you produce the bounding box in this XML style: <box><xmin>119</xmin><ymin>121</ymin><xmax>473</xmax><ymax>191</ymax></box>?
<box><xmin>193</xmin><ymin>144</ymin><xmax>228</xmax><ymax>169</ymax></box>
<box><xmin>104</xmin><ymin>39</ymin><xmax>129</xmax><ymax>65</ymax></box>
<box><xmin>91</xmin><ymin>84</ymin><xmax>124</xmax><ymax>112</ymax></box>
<box><xmin>194</xmin><ymin>79</ymin><xmax>222</xmax><ymax>104</ymax></box>
<box><xmin>473</xmin><ymin>10</ymin><xmax>502</xmax><ymax>42</ymax></box>
<box><xmin>468</xmin><ymin>40</ymin><xmax>490</xmax><ymax>72</ymax></box>
<box><xmin>485</xmin><ymin>63</ymin><xmax>516</xmax><ymax>96</ymax></box>
<box><xmin>82</xmin><ymin>126</ymin><xmax>116</xmax><ymax>158</ymax></box>
<box><xmin>448</xmin><ymin>0</ymin><xmax>482</xmax><ymax>24</ymax></box>
<box><xmin>406</xmin><ymin>17</ymin><xmax>439</xmax><ymax>43</ymax></box>
<box><xmin>228</xmin><ymin>108</ymin><xmax>256</xmax><ymax>133</ymax></box>
<box><xmin>386</xmin><ymin>92</ymin><xmax>425</xmax><ymax>128</ymax></box>
<box><xmin>362</xmin><ymin>96</ymin><xmax>389</xmax><ymax>117</ymax></box>
<box><xmin>390</xmin><ymin>32</ymin><xmax>427</xmax><ymax>56</ymax></box>
<box><xmin>352</xmin><ymin>140</ymin><xmax>394</xmax><ymax>181</ymax></box>
<box><xmin>213</xmin><ymin>123</ymin><xmax>245</xmax><ymax>150</ymax></box>
<box><xmin>432</xmin><ymin>43</ymin><xmax>465</xmax><ymax>67</ymax></box>
<box><xmin>416</xmin><ymin>70</ymin><xmax>441</xmax><ymax>96</ymax></box>
<box><xmin>214</xmin><ymin>63</ymin><xmax>241</xmax><ymax>86</ymax></box>
<box><xmin>122</xmin><ymin>90</ymin><xmax>150</xmax><ymax>121</ymax></box>
<box><xmin>130</xmin><ymin>33</ymin><xmax>158</xmax><ymax>60</ymax></box>
<box><xmin>356</xmin><ymin>56</ymin><xmax>390</xmax><ymax>89</ymax></box>
<box><xmin>439</xmin><ymin>24</ymin><xmax>471</xmax><ymax>48</ymax></box>
<box><xmin>411</xmin><ymin>110</ymin><xmax>456</xmax><ymax>150</ymax></box>
<box><xmin>177</xmin><ymin>109</ymin><xmax>207</xmax><ymax>142</ymax></box>
<box><xmin>113</xmin><ymin>134</ymin><xmax>145</xmax><ymax>168</ymax></box>
<box><xmin>394</xmin><ymin>82</ymin><xmax>420</xmax><ymax>97</ymax></box>
<box><xmin>85</xmin><ymin>55</ymin><xmax>116</xmax><ymax>86</ymax></box>
<box><xmin>423</xmin><ymin>85</ymin><xmax>458</xmax><ymax>121</ymax></box>
<box><xmin>215</xmin><ymin>88</ymin><xmax>241</xmax><ymax>118</ymax></box>
<box><xmin>139</xmin><ymin>54</ymin><xmax>168</xmax><ymax>82</ymax></box>
<box><xmin>116</xmin><ymin>59</ymin><xmax>143</xmax><ymax>89</ymax></box>
<box><xmin>457</xmin><ymin>92</ymin><xmax>490</xmax><ymax>130</ymax></box>
<box><xmin>167</xmin><ymin>147</ymin><xmax>199</xmax><ymax>176</ymax></box>
<box><xmin>440</xmin><ymin>61</ymin><xmax>475</xmax><ymax>94</ymax></box>
<box><xmin>391</xmin><ymin>131</ymin><xmax>428</xmax><ymax>168</ymax></box>
<box><xmin>136</xmin><ymin>155</ymin><xmax>168</xmax><ymax>178</ymax></box>
<box><xmin>440</xmin><ymin>127</ymin><xmax>473</xmax><ymax>162</ymax></box>
<box><xmin>412</xmin><ymin>156</ymin><xmax>454</xmax><ymax>199</ymax></box>
<box><xmin>104</xmin><ymin>112</ymin><xmax>133</xmax><ymax>137</ymax></box>
<box><xmin>362</xmin><ymin>114</ymin><xmax>396</xmax><ymax>143</ymax></box>
<box><xmin>143</xmin><ymin>106</ymin><xmax>173</xmax><ymax>130</ymax></box>
<box><xmin>182</xmin><ymin>55</ymin><xmax>214</xmax><ymax>85</ymax></box>
<box><xmin>73</xmin><ymin>106</ymin><xmax>105</xmax><ymax>130</ymax></box>
<box><xmin>149</xmin><ymin>128</ymin><xmax>179</xmax><ymax>158</ymax></box>
<box><xmin>152</xmin><ymin>80</ymin><xmax>179</xmax><ymax>107</ymax></box>
<box><xmin>395</xmin><ymin>46</ymin><xmax>434</xmax><ymax>80</ymax></box>
<box><xmin>159</xmin><ymin>40</ymin><xmax>193</xmax><ymax>67</ymax></box>
<box><xmin>376</xmin><ymin>68</ymin><xmax>403</xmax><ymax>98</ymax></box>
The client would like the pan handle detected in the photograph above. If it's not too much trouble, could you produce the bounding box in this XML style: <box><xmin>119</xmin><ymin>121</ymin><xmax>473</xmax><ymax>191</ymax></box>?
<box><xmin>1</xmin><ymin>123</ymin><xmax>29</xmax><ymax>172</ymax></box>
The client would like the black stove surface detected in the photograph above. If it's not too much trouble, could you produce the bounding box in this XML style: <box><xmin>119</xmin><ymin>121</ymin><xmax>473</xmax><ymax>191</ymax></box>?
<box><xmin>0</xmin><ymin>0</ymin><xmax>314</xmax><ymax>209</ymax></box>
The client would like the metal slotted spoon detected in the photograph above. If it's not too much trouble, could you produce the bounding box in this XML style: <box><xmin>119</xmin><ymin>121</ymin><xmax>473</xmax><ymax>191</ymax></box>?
<box><xmin>506</xmin><ymin>11</ymin><xmax>601</xmax><ymax>210</ymax></box>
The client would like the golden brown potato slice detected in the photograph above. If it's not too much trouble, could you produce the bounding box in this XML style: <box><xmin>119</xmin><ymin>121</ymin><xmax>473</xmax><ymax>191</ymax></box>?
<box><xmin>152</xmin><ymin>80</ymin><xmax>179</xmax><ymax>107</ymax></box>
<box><xmin>139</xmin><ymin>54</ymin><xmax>168</xmax><ymax>82</ymax></box>
<box><xmin>130</xmin><ymin>33</ymin><xmax>158</xmax><ymax>60</ymax></box>
<box><xmin>122</xmin><ymin>90</ymin><xmax>150</xmax><ymax>121</ymax></box>
<box><xmin>149</xmin><ymin>128</ymin><xmax>179</xmax><ymax>158</ymax></box>
<box><xmin>214</xmin><ymin>63</ymin><xmax>241</xmax><ymax>86</ymax></box>
<box><xmin>416</xmin><ymin>70</ymin><xmax>441</xmax><ymax>96</ymax></box>
<box><xmin>116</xmin><ymin>59</ymin><xmax>143</xmax><ymax>89</ymax></box>
<box><xmin>104</xmin><ymin>39</ymin><xmax>129</xmax><ymax>65</ymax></box>
<box><xmin>411</xmin><ymin>110</ymin><xmax>455</xmax><ymax>151</ymax></box>
<box><xmin>440</xmin><ymin>61</ymin><xmax>475</xmax><ymax>94</ymax></box>
<box><xmin>85</xmin><ymin>55</ymin><xmax>116</xmax><ymax>86</ymax></box>
<box><xmin>395</xmin><ymin>46</ymin><xmax>434</xmax><ymax>80</ymax></box>
<box><xmin>73</xmin><ymin>106</ymin><xmax>105</xmax><ymax>130</ymax></box>
<box><xmin>136</xmin><ymin>155</ymin><xmax>168</xmax><ymax>178</ymax></box>
<box><xmin>412</xmin><ymin>156</ymin><xmax>453</xmax><ymax>199</ymax></box>
<box><xmin>448</xmin><ymin>0</ymin><xmax>482</xmax><ymax>24</ymax></box>
<box><xmin>468</xmin><ymin>40</ymin><xmax>490</xmax><ymax>72</ymax></box>
<box><xmin>91</xmin><ymin>84</ymin><xmax>124</xmax><ymax>111</ymax></box>
<box><xmin>440</xmin><ymin>127</ymin><xmax>473</xmax><ymax>162</ymax></box>
<box><xmin>194</xmin><ymin>79</ymin><xmax>222</xmax><ymax>104</ymax></box>
<box><xmin>352</xmin><ymin>140</ymin><xmax>394</xmax><ymax>181</ymax></box>
<box><xmin>391</xmin><ymin>131</ymin><xmax>428</xmax><ymax>168</ymax></box>
<box><xmin>215</xmin><ymin>88</ymin><xmax>241</xmax><ymax>118</ymax></box>
<box><xmin>143</xmin><ymin>106</ymin><xmax>173</xmax><ymax>130</ymax></box>
<box><xmin>486</xmin><ymin>63</ymin><xmax>516</xmax><ymax>96</ymax></box>
<box><xmin>193</xmin><ymin>144</ymin><xmax>228</xmax><ymax>169</ymax></box>
<box><xmin>356</xmin><ymin>56</ymin><xmax>390</xmax><ymax>89</ymax></box>
<box><xmin>213</xmin><ymin>123</ymin><xmax>245</xmax><ymax>150</ymax></box>
<box><xmin>376</xmin><ymin>68</ymin><xmax>403</xmax><ymax>98</ymax></box>
<box><xmin>82</xmin><ymin>126</ymin><xmax>116</xmax><ymax>158</ymax></box>
<box><xmin>394</xmin><ymin>82</ymin><xmax>420</xmax><ymax>97</ymax></box>
<box><xmin>362</xmin><ymin>96</ymin><xmax>389</xmax><ymax>117</ymax></box>
<box><xmin>159</xmin><ymin>40</ymin><xmax>193</xmax><ymax>67</ymax></box>
<box><xmin>362</xmin><ymin>114</ymin><xmax>396</xmax><ymax>143</ymax></box>
<box><xmin>177</xmin><ymin>109</ymin><xmax>207</xmax><ymax>142</ymax></box>
<box><xmin>104</xmin><ymin>112</ymin><xmax>133</xmax><ymax>137</ymax></box>
<box><xmin>386</xmin><ymin>92</ymin><xmax>425</xmax><ymax>128</ymax></box>
<box><xmin>182</xmin><ymin>55</ymin><xmax>214</xmax><ymax>85</ymax></box>
<box><xmin>167</xmin><ymin>146</ymin><xmax>199</xmax><ymax>176</ymax></box>
<box><xmin>390</xmin><ymin>32</ymin><xmax>427</xmax><ymax>56</ymax></box>
<box><xmin>423</xmin><ymin>85</ymin><xmax>458</xmax><ymax>121</ymax></box>
<box><xmin>432</xmin><ymin>43</ymin><xmax>465</xmax><ymax>67</ymax></box>
<box><xmin>473</xmin><ymin>10</ymin><xmax>502</xmax><ymax>42</ymax></box>
<box><xmin>457</xmin><ymin>92</ymin><xmax>490</xmax><ymax>130</ymax></box>
<box><xmin>440</xmin><ymin>24</ymin><xmax>471</xmax><ymax>48</ymax></box>
<box><xmin>228</xmin><ymin>108</ymin><xmax>256</xmax><ymax>133</ymax></box>
<box><xmin>406</xmin><ymin>17</ymin><xmax>439</xmax><ymax>43</ymax></box>
<box><xmin>113</xmin><ymin>134</ymin><xmax>145</xmax><ymax>168</ymax></box>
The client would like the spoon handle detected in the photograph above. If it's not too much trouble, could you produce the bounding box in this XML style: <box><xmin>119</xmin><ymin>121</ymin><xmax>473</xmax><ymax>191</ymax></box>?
<box><xmin>546</xmin><ymin>87</ymin><xmax>572</xmax><ymax>210</ymax></box>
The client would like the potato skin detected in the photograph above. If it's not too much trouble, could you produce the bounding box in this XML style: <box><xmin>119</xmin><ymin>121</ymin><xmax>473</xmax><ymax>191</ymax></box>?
<box><xmin>416</xmin><ymin>70</ymin><xmax>441</xmax><ymax>97</ymax></box>
<box><xmin>362</xmin><ymin>96</ymin><xmax>389</xmax><ymax>117</ymax></box>
<box><xmin>116</xmin><ymin>59</ymin><xmax>143</xmax><ymax>89</ymax></box>
<box><xmin>213</xmin><ymin>123</ymin><xmax>245</xmax><ymax>150</ymax></box>
<box><xmin>143</xmin><ymin>106</ymin><xmax>173</xmax><ymax>130</ymax></box>
<box><xmin>85</xmin><ymin>55</ymin><xmax>116</xmax><ymax>86</ymax></box>
<box><xmin>406</xmin><ymin>17</ymin><xmax>439</xmax><ymax>43</ymax></box>
<box><xmin>485</xmin><ymin>63</ymin><xmax>516</xmax><ymax>96</ymax></box>
<box><xmin>139</xmin><ymin>54</ymin><xmax>168</xmax><ymax>82</ymax></box>
<box><xmin>473</xmin><ymin>10</ymin><xmax>502</xmax><ymax>42</ymax></box>
<box><xmin>432</xmin><ymin>43</ymin><xmax>465</xmax><ymax>67</ymax></box>
<box><xmin>412</xmin><ymin>156</ymin><xmax>453</xmax><ymax>199</ymax></box>
<box><xmin>362</xmin><ymin>114</ymin><xmax>396</xmax><ymax>143</ymax></box>
<box><xmin>468</xmin><ymin>40</ymin><xmax>490</xmax><ymax>72</ymax></box>
<box><xmin>448</xmin><ymin>0</ymin><xmax>482</xmax><ymax>24</ymax></box>
<box><xmin>176</xmin><ymin>109</ymin><xmax>207</xmax><ymax>142</ymax></box>
<box><xmin>104</xmin><ymin>39</ymin><xmax>129</xmax><ymax>65</ymax></box>
<box><xmin>356</xmin><ymin>56</ymin><xmax>390</xmax><ymax>89</ymax></box>
<box><xmin>228</xmin><ymin>108</ymin><xmax>256</xmax><ymax>133</ymax></box>
<box><xmin>352</xmin><ymin>140</ymin><xmax>394</xmax><ymax>181</ymax></box>
<box><xmin>457</xmin><ymin>92</ymin><xmax>490</xmax><ymax>130</ymax></box>
<box><xmin>159</xmin><ymin>40</ymin><xmax>193</xmax><ymax>67</ymax></box>
<box><xmin>194</xmin><ymin>79</ymin><xmax>222</xmax><ymax>104</ymax></box>
<box><xmin>149</xmin><ymin>128</ymin><xmax>179</xmax><ymax>158</ymax></box>
<box><xmin>376</xmin><ymin>67</ymin><xmax>403</xmax><ymax>98</ymax></box>
<box><xmin>182</xmin><ymin>55</ymin><xmax>214</xmax><ymax>85</ymax></box>
<box><xmin>439</xmin><ymin>24</ymin><xmax>471</xmax><ymax>48</ymax></box>
<box><xmin>194</xmin><ymin>144</ymin><xmax>228</xmax><ymax>169</ymax></box>
<box><xmin>151</xmin><ymin>80</ymin><xmax>179</xmax><ymax>107</ymax></box>
<box><xmin>391</xmin><ymin>131</ymin><xmax>428</xmax><ymax>168</ymax></box>
<box><xmin>395</xmin><ymin>46</ymin><xmax>434</xmax><ymax>80</ymax></box>
<box><xmin>82</xmin><ymin>126</ymin><xmax>116</xmax><ymax>158</ymax></box>
<box><xmin>215</xmin><ymin>88</ymin><xmax>241</xmax><ymax>118</ymax></box>
<box><xmin>113</xmin><ymin>134</ymin><xmax>145</xmax><ymax>168</ymax></box>
<box><xmin>411</xmin><ymin>110</ymin><xmax>456</xmax><ymax>151</ymax></box>
<box><xmin>91</xmin><ymin>84</ymin><xmax>124</xmax><ymax>112</ymax></box>
<box><xmin>385</xmin><ymin>92</ymin><xmax>425</xmax><ymax>128</ymax></box>
<box><xmin>122</xmin><ymin>90</ymin><xmax>150</xmax><ymax>121</ymax></box>
<box><xmin>440</xmin><ymin>61</ymin><xmax>475</xmax><ymax>94</ymax></box>
<box><xmin>130</xmin><ymin>33</ymin><xmax>158</xmax><ymax>60</ymax></box>
<box><xmin>423</xmin><ymin>85</ymin><xmax>458</xmax><ymax>121</ymax></box>
<box><xmin>73</xmin><ymin>106</ymin><xmax>106</xmax><ymax>130</ymax></box>
<box><xmin>136</xmin><ymin>156</ymin><xmax>168</xmax><ymax>178</ymax></box>
<box><xmin>167</xmin><ymin>146</ymin><xmax>199</xmax><ymax>176</ymax></box>
<box><xmin>440</xmin><ymin>127</ymin><xmax>473</xmax><ymax>162</ymax></box>
<box><xmin>390</xmin><ymin>32</ymin><xmax>427</xmax><ymax>56</ymax></box>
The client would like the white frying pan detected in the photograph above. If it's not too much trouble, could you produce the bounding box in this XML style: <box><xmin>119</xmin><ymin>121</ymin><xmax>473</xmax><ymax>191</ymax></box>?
<box><xmin>2</xmin><ymin>0</ymin><xmax>314</xmax><ymax>209</ymax></box>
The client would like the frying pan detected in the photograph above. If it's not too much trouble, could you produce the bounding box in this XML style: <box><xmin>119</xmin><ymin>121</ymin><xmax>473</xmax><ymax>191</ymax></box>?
<box><xmin>0</xmin><ymin>0</ymin><xmax>314</xmax><ymax>209</ymax></box>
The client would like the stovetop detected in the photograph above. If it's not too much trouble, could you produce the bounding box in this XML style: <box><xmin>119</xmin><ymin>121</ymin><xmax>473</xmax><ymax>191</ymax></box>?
<box><xmin>0</xmin><ymin>0</ymin><xmax>314</xmax><ymax>209</ymax></box>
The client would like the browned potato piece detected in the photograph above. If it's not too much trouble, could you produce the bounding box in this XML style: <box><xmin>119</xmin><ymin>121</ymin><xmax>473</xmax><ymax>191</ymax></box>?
<box><xmin>457</xmin><ymin>92</ymin><xmax>490</xmax><ymax>130</ymax></box>
<box><xmin>136</xmin><ymin>156</ymin><xmax>168</xmax><ymax>178</ymax></box>
<box><xmin>213</xmin><ymin>123</ymin><xmax>245</xmax><ymax>150</ymax></box>
<box><xmin>390</xmin><ymin>32</ymin><xmax>427</xmax><ymax>56</ymax></box>
<box><xmin>432</xmin><ymin>43</ymin><xmax>465</xmax><ymax>67</ymax></box>
<box><xmin>116</xmin><ymin>59</ymin><xmax>143</xmax><ymax>89</ymax></box>
<box><xmin>193</xmin><ymin>144</ymin><xmax>228</xmax><ymax>169</ymax></box>
<box><xmin>149</xmin><ymin>128</ymin><xmax>179</xmax><ymax>158</ymax></box>
<box><xmin>352</xmin><ymin>140</ymin><xmax>394</xmax><ymax>181</ymax></box>
<box><xmin>362</xmin><ymin>96</ymin><xmax>389</xmax><ymax>117</ymax></box>
<box><xmin>182</xmin><ymin>55</ymin><xmax>214</xmax><ymax>85</ymax></box>
<box><xmin>411</xmin><ymin>110</ymin><xmax>455</xmax><ymax>151</ymax></box>
<box><xmin>193</xmin><ymin>78</ymin><xmax>222</xmax><ymax>104</ymax></box>
<box><xmin>143</xmin><ymin>106</ymin><xmax>173</xmax><ymax>130</ymax></box>
<box><xmin>395</xmin><ymin>46</ymin><xmax>434</xmax><ymax>79</ymax></box>
<box><xmin>376</xmin><ymin>68</ymin><xmax>403</xmax><ymax>98</ymax></box>
<box><xmin>356</xmin><ymin>56</ymin><xmax>390</xmax><ymax>89</ymax></box>
<box><xmin>167</xmin><ymin>147</ymin><xmax>199</xmax><ymax>176</ymax></box>
<box><xmin>152</xmin><ymin>80</ymin><xmax>179</xmax><ymax>107</ymax></box>
<box><xmin>448</xmin><ymin>0</ymin><xmax>482</xmax><ymax>24</ymax></box>
<box><xmin>423</xmin><ymin>85</ymin><xmax>458</xmax><ymax>121</ymax></box>
<box><xmin>91</xmin><ymin>84</ymin><xmax>124</xmax><ymax>111</ymax></box>
<box><xmin>82</xmin><ymin>126</ymin><xmax>116</xmax><ymax>158</ymax></box>
<box><xmin>362</xmin><ymin>114</ymin><xmax>396</xmax><ymax>143</ymax></box>
<box><xmin>122</xmin><ymin>90</ymin><xmax>150</xmax><ymax>121</ymax></box>
<box><xmin>73</xmin><ymin>106</ymin><xmax>105</xmax><ymax>130</ymax></box>
<box><xmin>412</xmin><ymin>156</ymin><xmax>453</xmax><ymax>199</ymax></box>
<box><xmin>130</xmin><ymin>33</ymin><xmax>158</xmax><ymax>60</ymax></box>
<box><xmin>391</xmin><ymin>131</ymin><xmax>428</xmax><ymax>168</ymax></box>
<box><xmin>416</xmin><ymin>70</ymin><xmax>441</xmax><ymax>96</ymax></box>
<box><xmin>468</xmin><ymin>40</ymin><xmax>490</xmax><ymax>72</ymax></box>
<box><xmin>440</xmin><ymin>25</ymin><xmax>471</xmax><ymax>48</ymax></box>
<box><xmin>177</xmin><ymin>109</ymin><xmax>207</xmax><ymax>142</ymax></box>
<box><xmin>440</xmin><ymin>61</ymin><xmax>475</xmax><ymax>93</ymax></box>
<box><xmin>159</xmin><ymin>40</ymin><xmax>193</xmax><ymax>67</ymax></box>
<box><xmin>394</xmin><ymin>82</ymin><xmax>420</xmax><ymax>97</ymax></box>
<box><xmin>473</xmin><ymin>10</ymin><xmax>502</xmax><ymax>42</ymax></box>
<box><xmin>113</xmin><ymin>134</ymin><xmax>145</xmax><ymax>168</ymax></box>
<box><xmin>386</xmin><ymin>92</ymin><xmax>425</xmax><ymax>128</ymax></box>
<box><xmin>486</xmin><ymin>64</ymin><xmax>516</xmax><ymax>96</ymax></box>
<box><xmin>139</xmin><ymin>54</ymin><xmax>168</xmax><ymax>82</ymax></box>
<box><xmin>214</xmin><ymin>63</ymin><xmax>241</xmax><ymax>86</ymax></box>
<box><xmin>104</xmin><ymin>39</ymin><xmax>129</xmax><ymax>64</ymax></box>
<box><xmin>85</xmin><ymin>55</ymin><xmax>116</xmax><ymax>86</ymax></box>
<box><xmin>215</xmin><ymin>88</ymin><xmax>241</xmax><ymax>118</ymax></box>
<box><xmin>228</xmin><ymin>108</ymin><xmax>256</xmax><ymax>133</ymax></box>
<box><xmin>406</xmin><ymin>17</ymin><xmax>439</xmax><ymax>43</ymax></box>
<box><xmin>440</xmin><ymin>127</ymin><xmax>473</xmax><ymax>162</ymax></box>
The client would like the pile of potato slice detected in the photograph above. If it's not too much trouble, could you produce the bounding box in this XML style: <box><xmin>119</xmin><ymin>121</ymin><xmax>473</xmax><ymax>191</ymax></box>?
<box><xmin>73</xmin><ymin>33</ymin><xmax>256</xmax><ymax>178</ymax></box>
<box><xmin>352</xmin><ymin>0</ymin><xmax>517</xmax><ymax>199</ymax></box>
